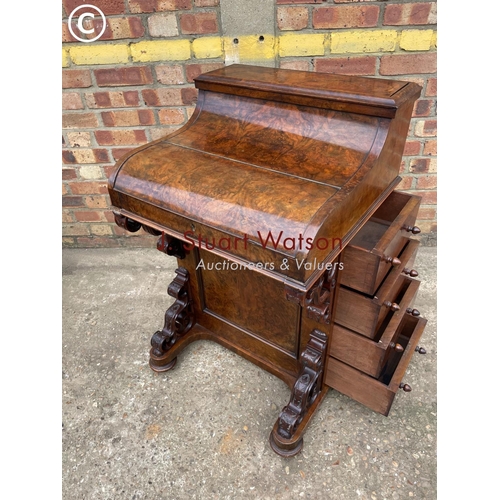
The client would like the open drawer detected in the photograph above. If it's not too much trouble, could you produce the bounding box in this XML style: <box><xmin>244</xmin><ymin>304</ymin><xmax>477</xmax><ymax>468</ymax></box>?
<box><xmin>325</xmin><ymin>314</ymin><xmax>427</xmax><ymax>416</ymax></box>
<box><xmin>330</xmin><ymin>276</ymin><xmax>421</xmax><ymax>378</ymax></box>
<box><xmin>336</xmin><ymin>238</ymin><xmax>420</xmax><ymax>338</ymax></box>
<box><xmin>341</xmin><ymin>191</ymin><xmax>421</xmax><ymax>295</ymax></box>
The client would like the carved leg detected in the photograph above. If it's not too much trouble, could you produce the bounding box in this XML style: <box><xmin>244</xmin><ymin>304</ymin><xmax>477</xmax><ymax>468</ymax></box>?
<box><xmin>149</xmin><ymin>267</ymin><xmax>195</xmax><ymax>372</ymax></box>
<box><xmin>269</xmin><ymin>329</ymin><xmax>328</xmax><ymax>457</ymax></box>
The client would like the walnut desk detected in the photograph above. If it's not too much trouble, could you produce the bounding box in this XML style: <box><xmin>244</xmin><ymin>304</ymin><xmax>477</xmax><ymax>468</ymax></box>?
<box><xmin>107</xmin><ymin>64</ymin><xmax>425</xmax><ymax>457</ymax></box>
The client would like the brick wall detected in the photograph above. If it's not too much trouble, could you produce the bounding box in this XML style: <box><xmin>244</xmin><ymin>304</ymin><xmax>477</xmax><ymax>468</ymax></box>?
<box><xmin>62</xmin><ymin>0</ymin><xmax>437</xmax><ymax>247</ymax></box>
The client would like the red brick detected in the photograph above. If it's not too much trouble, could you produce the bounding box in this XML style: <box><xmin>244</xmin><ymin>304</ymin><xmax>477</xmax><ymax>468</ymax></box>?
<box><xmin>398</xmin><ymin>176</ymin><xmax>413</xmax><ymax>190</ymax></box>
<box><xmin>69</xmin><ymin>181</ymin><xmax>108</xmax><ymax>195</ymax></box>
<box><xmin>313</xmin><ymin>6</ymin><xmax>379</xmax><ymax>29</ymax></box>
<box><xmin>94</xmin><ymin>67</ymin><xmax>153</xmax><ymax>86</ymax></box>
<box><xmin>62</xmin><ymin>92</ymin><xmax>84</xmax><ymax>110</ymax></box>
<box><xmin>85</xmin><ymin>91</ymin><xmax>140</xmax><ymax>108</ymax></box>
<box><xmin>142</xmin><ymin>88</ymin><xmax>183</xmax><ymax>106</ymax></box>
<box><xmin>409</xmin><ymin>158</ymin><xmax>430</xmax><ymax>174</ymax></box>
<box><xmin>403</xmin><ymin>140</ymin><xmax>421</xmax><ymax>156</ymax></box>
<box><xmin>278</xmin><ymin>7</ymin><xmax>309</xmax><ymax>31</ymax></box>
<box><xmin>63</xmin><ymin>70</ymin><xmax>92</xmax><ymax>89</ymax></box>
<box><xmin>426</xmin><ymin>78</ymin><xmax>437</xmax><ymax>97</ymax></box>
<box><xmin>379</xmin><ymin>53</ymin><xmax>436</xmax><ymax>75</ymax></box>
<box><xmin>416</xmin><ymin>175</ymin><xmax>436</xmax><ymax>189</ymax></box>
<box><xmin>62</xmin><ymin>195</ymin><xmax>85</xmax><ymax>207</ymax></box>
<box><xmin>412</xmin><ymin>99</ymin><xmax>433</xmax><ymax>117</ymax></box>
<box><xmin>181</xmin><ymin>88</ymin><xmax>197</xmax><ymax>105</ymax></box>
<box><xmin>423</xmin><ymin>140</ymin><xmax>437</xmax><ymax>156</ymax></box>
<box><xmin>280</xmin><ymin>60</ymin><xmax>310</xmax><ymax>71</ymax></box>
<box><xmin>63</xmin><ymin>149</ymin><xmax>109</xmax><ymax>164</ymax></box>
<box><xmin>129</xmin><ymin>0</ymin><xmax>191</xmax><ymax>12</ymax></box>
<box><xmin>185</xmin><ymin>63</ymin><xmax>224</xmax><ymax>82</ymax></box>
<box><xmin>62</xmin><ymin>168</ymin><xmax>78</xmax><ymax>180</ymax></box>
<box><xmin>156</xmin><ymin>65</ymin><xmax>186</xmax><ymax>84</ymax></box>
<box><xmin>63</xmin><ymin>113</ymin><xmax>99</xmax><ymax>129</ymax></box>
<box><xmin>194</xmin><ymin>0</ymin><xmax>218</xmax><ymax>6</ymax></box>
<box><xmin>411</xmin><ymin>190</ymin><xmax>436</xmax><ymax>205</ymax></box>
<box><xmin>95</xmin><ymin>130</ymin><xmax>148</xmax><ymax>145</ymax></box>
<box><xmin>417</xmin><ymin>207</ymin><xmax>436</xmax><ymax>220</ymax></box>
<box><xmin>62</xmin><ymin>22</ymin><xmax>78</xmax><ymax>43</ymax></box>
<box><xmin>277</xmin><ymin>0</ymin><xmax>325</xmax><ymax>3</ymax></box>
<box><xmin>84</xmin><ymin>195</ymin><xmax>110</xmax><ymax>209</ymax></box>
<box><xmin>383</xmin><ymin>3</ymin><xmax>435</xmax><ymax>26</ymax></box>
<box><xmin>66</xmin><ymin>132</ymin><xmax>92</xmax><ymax>147</ymax></box>
<box><xmin>74</xmin><ymin>211</ymin><xmax>104</xmax><ymax>222</ymax></box>
<box><xmin>79</xmin><ymin>16</ymin><xmax>145</xmax><ymax>41</ymax></box>
<box><xmin>62</xmin><ymin>0</ymin><xmax>125</xmax><ymax>17</ymax></box>
<box><xmin>101</xmin><ymin>110</ymin><xmax>155</xmax><ymax>127</ymax></box>
<box><xmin>180</xmin><ymin>12</ymin><xmax>218</xmax><ymax>34</ymax></box>
<box><xmin>111</xmin><ymin>148</ymin><xmax>136</xmax><ymax>161</ymax></box>
<box><xmin>314</xmin><ymin>56</ymin><xmax>376</xmax><ymax>76</ymax></box>
<box><xmin>142</xmin><ymin>88</ymin><xmax>195</xmax><ymax>107</ymax></box>
<box><xmin>158</xmin><ymin>109</ymin><xmax>185</xmax><ymax>125</ymax></box>
<box><xmin>414</xmin><ymin>119</ymin><xmax>437</xmax><ymax>137</ymax></box>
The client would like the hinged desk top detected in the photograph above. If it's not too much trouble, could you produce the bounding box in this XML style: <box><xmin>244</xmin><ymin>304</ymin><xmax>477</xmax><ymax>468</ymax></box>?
<box><xmin>108</xmin><ymin>64</ymin><xmax>421</xmax><ymax>286</ymax></box>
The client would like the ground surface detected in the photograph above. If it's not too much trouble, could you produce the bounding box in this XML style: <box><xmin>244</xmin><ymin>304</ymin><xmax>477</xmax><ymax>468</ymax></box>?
<box><xmin>62</xmin><ymin>247</ymin><xmax>437</xmax><ymax>500</ymax></box>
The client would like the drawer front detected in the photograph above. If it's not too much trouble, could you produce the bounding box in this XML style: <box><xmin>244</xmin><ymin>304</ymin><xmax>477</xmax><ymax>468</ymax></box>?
<box><xmin>336</xmin><ymin>239</ymin><xmax>420</xmax><ymax>338</ymax></box>
<box><xmin>325</xmin><ymin>315</ymin><xmax>427</xmax><ymax>416</ymax></box>
<box><xmin>330</xmin><ymin>277</ymin><xmax>421</xmax><ymax>378</ymax></box>
<box><xmin>341</xmin><ymin>191</ymin><xmax>421</xmax><ymax>295</ymax></box>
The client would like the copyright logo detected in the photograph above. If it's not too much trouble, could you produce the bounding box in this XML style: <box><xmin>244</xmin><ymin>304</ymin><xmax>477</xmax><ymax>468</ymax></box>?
<box><xmin>68</xmin><ymin>4</ymin><xmax>106</xmax><ymax>43</ymax></box>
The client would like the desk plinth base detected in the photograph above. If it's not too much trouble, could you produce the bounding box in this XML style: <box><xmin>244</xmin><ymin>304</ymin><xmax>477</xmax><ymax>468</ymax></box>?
<box><xmin>146</xmin><ymin>256</ymin><xmax>335</xmax><ymax>458</ymax></box>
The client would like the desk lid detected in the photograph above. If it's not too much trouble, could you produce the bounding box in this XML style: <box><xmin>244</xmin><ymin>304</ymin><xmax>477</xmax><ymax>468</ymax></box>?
<box><xmin>108</xmin><ymin>64</ymin><xmax>421</xmax><ymax>286</ymax></box>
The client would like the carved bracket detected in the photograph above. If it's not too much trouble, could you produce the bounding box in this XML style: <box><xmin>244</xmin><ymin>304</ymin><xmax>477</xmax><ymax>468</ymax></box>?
<box><xmin>157</xmin><ymin>232</ymin><xmax>187</xmax><ymax>260</ymax></box>
<box><xmin>275</xmin><ymin>329</ymin><xmax>328</xmax><ymax>441</ymax></box>
<box><xmin>284</xmin><ymin>260</ymin><xmax>341</xmax><ymax>325</ymax></box>
<box><xmin>150</xmin><ymin>267</ymin><xmax>195</xmax><ymax>358</ymax></box>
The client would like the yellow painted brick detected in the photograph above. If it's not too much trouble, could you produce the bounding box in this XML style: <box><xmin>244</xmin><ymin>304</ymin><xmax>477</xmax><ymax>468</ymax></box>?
<box><xmin>69</xmin><ymin>44</ymin><xmax>129</xmax><ymax>65</ymax></box>
<box><xmin>224</xmin><ymin>35</ymin><xmax>276</xmax><ymax>62</ymax></box>
<box><xmin>62</xmin><ymin>49</ymin><xmax>70</xmax><ymax>67</ymax></box>
<box><xmin>279</xmin><ymin>33</ymin><xmax>325</xmax><ymax>57</ymax></box>
<box><xmin>431</xmin><ymin>31</ymin><xmax>437</xmax><ymax>49</ymax></box>
<box><xmin>193</xmin><ymin>37</ymin><xmax>223</xmax><ymax>59</ymax></box>
<box><xmin>400</xmin><ymin>30</ymin><xmax>435</xmax><ymax>51</ymax></box>
<box><xmin>131</xmin><ymin>40</ymin><xmax>191</xmax><ymax>62</ymax></box>
<box><xmin>331</xmin><ymin>30</ymin><xmax>397</xmax><ymax>54</ymax></box>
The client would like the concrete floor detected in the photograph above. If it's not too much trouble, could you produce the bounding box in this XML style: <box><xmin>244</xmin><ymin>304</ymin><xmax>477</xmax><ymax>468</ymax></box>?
<box><xmin>62</xmin><ymin>247</ymin><xmax>437</xmax><ymax>500</ymax></box>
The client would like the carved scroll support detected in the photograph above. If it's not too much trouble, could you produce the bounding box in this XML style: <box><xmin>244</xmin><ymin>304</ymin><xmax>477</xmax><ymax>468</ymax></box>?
<box><xmin>284</xmin><ymin>260</ymin><xmax>340</xmax><ymax>325</ymax></box>
<box><xmin>269</xmin><ymin>329</ymin><xmax>328</xmax><ymax>457</ymax></box>
<box><xmin>149</xmin><ymin>267</ymin><xmax>195</xmax><ymax>372</ymax></box>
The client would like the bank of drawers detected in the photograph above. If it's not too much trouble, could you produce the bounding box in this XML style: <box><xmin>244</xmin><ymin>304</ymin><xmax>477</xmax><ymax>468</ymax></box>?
<box><xmin>326</xmin><ymin>191</ymin><xmax>427</xmax><ymax>416</ymax></box>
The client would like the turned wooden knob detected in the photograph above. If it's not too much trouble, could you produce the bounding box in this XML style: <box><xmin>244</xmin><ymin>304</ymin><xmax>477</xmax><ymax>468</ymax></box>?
<box><xmin>406</xmin><ymin>308</ymin><xmax>420</xmax><ymax>317</ymax></box>
<box><xmin>383</xmin><ymin>301</ymin><xmax>400</xmax><ymax>311</ymax></box>
<box><xmin>383</xmin><ymin>255</ymin><xmax>401</xmax><ymax>266</ymax></box>
<box><xmin>403</xmin><ymin>225</ymin><xmax>421</xmax><ymax>234</ymax></box>
<box><xmin>399</xmin><ymin>383</ymin><xmax>412</xmax><ymax>392</ymax></box>
<box><xmin>390</xmin><ymin>342</ymin><xmax>404</xmax><ymax>353</ymax></box>
<box><xmin>402</xmin><ymin>268</ymin><xmax>419</xmax><ymax>277</ymax></box>
<box><xmin>415</xmin><ymin>346</ymin><xmax>427</xmax><ymax>354</ymax></box>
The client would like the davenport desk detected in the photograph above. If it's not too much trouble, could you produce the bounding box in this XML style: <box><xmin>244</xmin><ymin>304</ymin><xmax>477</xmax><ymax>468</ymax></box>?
<box><xmin>108</xmin><ymin>64</ymin><xmax>428</xmax><ymax>457</ymax></box>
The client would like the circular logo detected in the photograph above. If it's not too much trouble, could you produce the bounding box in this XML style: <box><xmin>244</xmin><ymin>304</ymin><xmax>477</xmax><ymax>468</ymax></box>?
<box><xmin>68</xmin><ymin>4</ymin><xmax>107</xmax><ymax>43</ymax></box>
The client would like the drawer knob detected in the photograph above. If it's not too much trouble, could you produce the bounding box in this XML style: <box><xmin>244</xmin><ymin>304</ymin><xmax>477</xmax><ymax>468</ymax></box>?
<box><xmin>399</xmin><ymin>383</ymin><xmax>412</xmax><ymax>392</ymax></box>
<box><xmin>390</xmin><ymin>342</ymin><xmax>404</xmax><ymax>353</ymax></box>
<box><xmin>403</xmin><ymin>225</ymin><xmax>421</xmax><ymax>235</ymax></box>
<box><xmin>383</xmin><ymin>301</ymin><xmax>400</xmax><ymax>311</ymax></box>
<box><xmin>402</xmin><ymin>268</ymin><xmax>419</xmax><ymax>277</ymax></box>
<box><xmin>415</xmin><ymin>346</ymin><xmax>427</xmax><ymax>354</ymax></box>
<box><xmin>383</xmin><ymin>255</ymin><xmax>402</xmax><ymax>266</ymax></box>
<box><xmin>406</xmin><ymin>308</ymin><xmax>420</xmax><ymax>317</ymax></box>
